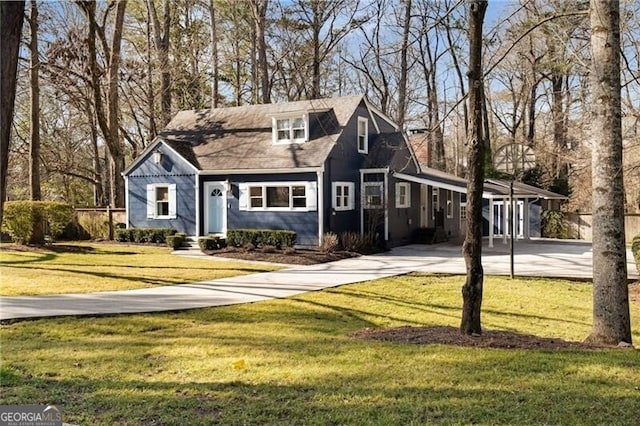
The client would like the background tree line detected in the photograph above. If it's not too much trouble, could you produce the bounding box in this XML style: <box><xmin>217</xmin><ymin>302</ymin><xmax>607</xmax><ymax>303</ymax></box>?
<box><xmin>3</xmin><ymin>0</ymin><xmax>640</xmax><ymax>214</ymax></box>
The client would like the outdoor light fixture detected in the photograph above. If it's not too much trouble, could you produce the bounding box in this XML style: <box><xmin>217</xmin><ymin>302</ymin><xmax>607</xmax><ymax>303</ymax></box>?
<box><xmin>152</xmin><ymin>150</ymin><xmax>163</xmax><ymax>164</ymax></box>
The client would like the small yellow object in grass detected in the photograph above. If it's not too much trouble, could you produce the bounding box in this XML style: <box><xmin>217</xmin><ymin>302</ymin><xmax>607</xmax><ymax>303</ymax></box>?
<box><xmin>233</xmin><ymin>359</ymin><xmax>246</xmax><ymax>370</ymax></box>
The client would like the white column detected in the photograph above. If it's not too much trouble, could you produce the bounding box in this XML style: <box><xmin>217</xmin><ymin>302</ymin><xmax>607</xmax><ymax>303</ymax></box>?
<box><xmin>489</xmin><ymin>198</ymin><xmax>494</xmax><ymax>248</ymax></box>
<box><xmin>503</xmin><ymin>198</ymin><xmax>508</xmax><ymax>244</ymax></box>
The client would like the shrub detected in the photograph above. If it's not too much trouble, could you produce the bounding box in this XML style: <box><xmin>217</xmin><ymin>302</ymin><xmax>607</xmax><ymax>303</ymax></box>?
<box><xmin>78</xmin><ymin>213</ymin><xmax>110</xmax><ymax>240</ymax></box>
<box><xmin>339</xmin><ymin>231</ymin><xmax>377</xmax><ymax>253</ymax></box>
<box><xmin>227</xmin><ymin>229</ymin><xmax>296</xmax><ymax>248</ymax></box>
<box><xmin>320</xmin><ymin>232</ymin><xmax>340</xmax><ymax>253</ymax></box>
<box><xmin>198</xmin><ymin>236</ymin><xmax>226</xmax><ymax>251</ymax></box>
<box><xmin>1</xmin><ymin>201</ymin><xmax>74</xmax><ymax>244</ymax></box>
<box><xmin>541</xmin><ymin>210</ymin><xmax>570</xmax><ymax>239</ymax></box>
<box><xmin>167</xmin><ymin>234</ymin><xmax>185</xmax><ymax>250</ymax></box>
<box><xmin>114</xmin><ymin>228</ymin><xmax>177</xmax><ymax>244</ymax></box>
<box><xmin>632</xmin><ymin>234</ymin><xmax>640</xmax><ymax>274</ymax></box>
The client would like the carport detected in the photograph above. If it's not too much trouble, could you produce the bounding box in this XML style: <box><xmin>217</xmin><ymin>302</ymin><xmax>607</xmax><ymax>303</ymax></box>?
<box><xmin>393</xmin><ymin>170</ymin><xmax>567</xmax><ymax>247</ymax></box>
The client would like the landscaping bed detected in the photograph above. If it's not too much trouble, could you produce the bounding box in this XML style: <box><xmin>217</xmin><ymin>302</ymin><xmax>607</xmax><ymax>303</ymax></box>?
<box><xmin>205</xmin><ymin>246</ymin><xmax>359</xmax><ymax>265</ymax></box>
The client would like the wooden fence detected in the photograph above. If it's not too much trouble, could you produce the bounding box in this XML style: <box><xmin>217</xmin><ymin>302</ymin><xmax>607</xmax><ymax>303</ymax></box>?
<box><xmin>565</xmin><ymin>213</ymin><xmax>640</xmax><ymax>242</ymax></box>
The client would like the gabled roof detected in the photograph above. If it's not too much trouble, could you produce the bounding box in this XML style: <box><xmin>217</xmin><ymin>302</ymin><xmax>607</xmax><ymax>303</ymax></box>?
<box><xmin>155</xmin><ymin>95</ymin><xmax>366</xmax><ymax>172</ymax></box>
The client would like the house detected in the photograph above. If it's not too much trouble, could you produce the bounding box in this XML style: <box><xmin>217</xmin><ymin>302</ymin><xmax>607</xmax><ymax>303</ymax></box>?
<box><xmin>123</xmin><ymin>95</ymin><xmax>424</xmax><ymax>247</ymax></box>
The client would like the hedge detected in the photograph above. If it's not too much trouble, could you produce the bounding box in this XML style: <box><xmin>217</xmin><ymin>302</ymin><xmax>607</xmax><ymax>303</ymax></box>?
<box><xmin>227</xmin><ymin>229</ymin><xmax>296</xmax><ymax>248</ymax></box>
<box><xmin>632</xmin><ymin>234</ymin><xmax>640</xmax><ymax>274</ymax></box>
<box><xmin>1</xmin><ymin>201</ymin><xmax>74</xmax><ymax>244</ymax></box>
<box><xmin>114</xmin><ymin>227</ymin><xmax>177</xmax><ymax>244</ymax></box>
<box><xmin>199</xmin><ymin>236</ymin><xmax>227</xmax><ymax>251</ymax></box>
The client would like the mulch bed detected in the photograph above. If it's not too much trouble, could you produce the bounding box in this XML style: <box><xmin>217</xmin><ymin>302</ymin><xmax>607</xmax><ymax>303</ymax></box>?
<box><xmin>205</xmin><ymin>247</ymin><xmax>359</xmax><ymax>265</ymax></box>
<box><xmin>351</xmin><ymin>325</ymin><xmax>625</xmax><ymax>350</ymax></box>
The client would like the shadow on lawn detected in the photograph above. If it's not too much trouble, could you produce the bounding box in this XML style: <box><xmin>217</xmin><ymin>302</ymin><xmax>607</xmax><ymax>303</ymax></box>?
<box><xmin>1</xmin><ymin>350</ymin><xmax>638</xmax><ymax>425</ymax></box>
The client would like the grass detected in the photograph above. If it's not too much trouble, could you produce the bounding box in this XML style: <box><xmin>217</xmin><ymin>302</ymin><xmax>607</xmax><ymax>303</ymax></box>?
<box><xmin>0</xmin><ymin>242</ymin><xmax>279</xmax><ymax>296</ymax></box>
<box><xmin>1</xmin><ymin>274</ymin><xmax>638</xmax><ymax>425</ymax></box>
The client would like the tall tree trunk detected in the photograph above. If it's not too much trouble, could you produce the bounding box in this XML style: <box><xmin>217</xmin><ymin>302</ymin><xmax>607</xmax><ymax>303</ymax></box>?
<box><xmin>28</xmin><ymin>0</ymin><xmax>44</xmax><ymax>245</ymax></box>
<box><xmin>86</xmin><ymin>98</ymin><xmax>104</xmax><ymax>206</ymax></box>
<box><xmin>587</xmin><ymin>0</ymin><xmax>632</xmax><ymax>345</ymax></box>
<box><xmin>106</xmin><ymin>0</ymin><xmax>127</xmax><ymax>208</ymax></box>
<box><xmin>0</xmin><ymin>0</ymin><xmax>25</xmax><ymax>226</ymax></box>
<box><xmin>29</xmin><ymin>0</ymin><xmax>41</xmax><ymax>201</ymax></box>
<box><xmin>551</xmin><ymin>72</ymin><xmax>567</xmax><ymax>179</ymax></box>
<box><xmin>147</xmin><ymin>0</ymin><xmax>171</xmax><ymax>126</ymax></box>
<box><xmin>146</xmin><ymin>4</ymin><xmax>157</xmax><ymax>140</ymax></box>
<box><xmin>461</xmin><ymin>0</ymin><xmax>487</xmax><ymax>336</ymax></box>
<box><xmin>250</xmin><ymin>0</ymin><xmax>270</xmax><ymax>104</ymax></box>
<box><xmin>209</xmin><ymin>0</ymin><xmax>219</xmax><ymax>108</ymax></box>
<box><xmin>396</xmin><ymin>0</ymin><xmax>411</xmax><ymax>128</ymax></box>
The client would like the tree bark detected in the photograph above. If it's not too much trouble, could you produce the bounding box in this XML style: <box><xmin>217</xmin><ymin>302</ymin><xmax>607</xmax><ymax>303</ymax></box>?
<box><xmin>250</xmin><ymin>0</ymin><xmax>270</xmax><ymax>104</ymax></box>
<box><xmin>396</xmin><ymin>0</ymin><xmax>411</xmax><ymax>128</ymax></box>
<box><xmin>209</xmin><ymin>0</ymin><xmax>219</xmax><ymax>108</ymax></box>
<box><xmin>29</xmin><ymin>0</ymin><xmax>41</xmax><ymax>202</ymax></box>
<box><xmin>461</xmin><ymin>0</ymin><xmax>487</xmax><ymax>336</ymax></box>
<box><xmin>0</xmin><ymin>0</ymin><xmax>25</xmax><ymax>226</ymax></box>
<box><xmin>587</xmin><ymin>0</ymin><xmax>632</xmax><ymax>345</ymax></box>
<box><xmin>147</xmin><ymin>0</ymin><xmax>171</xmax><ymax>125</ymax></box>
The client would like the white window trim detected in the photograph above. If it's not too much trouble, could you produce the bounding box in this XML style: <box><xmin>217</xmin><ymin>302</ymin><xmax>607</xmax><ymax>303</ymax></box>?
<box><xmin>146</xmin><ymin>183</ymin><xmax>177</xmax><ymax>219</ymax></box>
<box><xmin>446</xmin><ymin>190</ymin><xmax>453</xmax><ymax>218</ymax></box>
<box><xmin>395</xmin><ymin>182</ymin><xmax>411</xmax><ymax>208</ymax></box>
<box><xmin>239</xmin><ymin>181</ymin><xmax>317</xmax><ymax>212</ymax></box>
<box><xmin>332</xmin><ymin>181</ymin><xmax>355</xmax><ymax>211</ymax></box>
<box><xmin>363</xmin><ymin>181</ymin><xmax>384</xmax><ymax>209</ymax></box>
<box><xmin>357</xmin><ymin>116</ymin><xmax>368</xmax><ymax>154</ymax></box>
<box><xmin>272</xmin><ymin>114</ymin><xmax>308</xmax><ymax>144</ymax></box>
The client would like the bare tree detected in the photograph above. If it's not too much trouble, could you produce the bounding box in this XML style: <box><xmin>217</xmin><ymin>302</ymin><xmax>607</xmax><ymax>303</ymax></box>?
<box><xmin>586</xmin><ymin>0</ymin><xmax>632</xmax><ymax>346</ymax></box>
<box><xmin>461</xmin><ymin>0</ymin><xmax>487</xmax><ymax>336</ymax></box>
<box><xmin>249</xmin><ymin>0</ymin><xmax>270</xmax><ymax>104</ymax></box>
<box><xmin>208</xmin><ymin>0</ymin><xmax>219</xmax><ymax>108</ymax></box>
<box><xmin>0</xmin><ymin>0</ymin><xmax>25</xmax><ymax>225</ymax></box>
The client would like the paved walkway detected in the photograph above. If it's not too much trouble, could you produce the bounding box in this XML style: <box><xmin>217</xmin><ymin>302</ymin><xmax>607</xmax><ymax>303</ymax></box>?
<box><xmin>1</xmin><ymin>239</ymin><xmax>637</xmax><ymax>321</ymax></box>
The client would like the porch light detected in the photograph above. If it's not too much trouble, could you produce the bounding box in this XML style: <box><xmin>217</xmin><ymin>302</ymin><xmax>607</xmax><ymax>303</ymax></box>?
<box><xmin>152</xmin><ymin>150</ymin><xmax>163</xmax><ymax>164</ymax></box>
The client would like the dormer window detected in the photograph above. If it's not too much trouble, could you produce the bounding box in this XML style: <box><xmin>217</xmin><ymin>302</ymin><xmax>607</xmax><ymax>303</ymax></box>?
<box><xmin>357</xmin><ymin>116</ymin><xmax>368</xmax><ymax>153</ymax></box>
<box><xmin>273</xmin><ymin>114</ymin><xmax>308</xmax><ymax>144</ymax></box>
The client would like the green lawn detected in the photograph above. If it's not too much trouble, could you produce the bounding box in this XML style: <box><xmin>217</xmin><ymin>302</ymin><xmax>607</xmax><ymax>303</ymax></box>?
<box><xmin>1</xmin><ymin>274</ymin><xmax>638</xmax><ymax>425</ymax></box>
<box><xmin>0</xmin><ymin>242</ymin><xmax>279</xmax><ymax>296</ymax></box>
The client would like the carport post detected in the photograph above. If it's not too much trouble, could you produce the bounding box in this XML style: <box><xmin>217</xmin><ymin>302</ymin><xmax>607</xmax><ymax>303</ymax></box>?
<box><xmin>503</xmin><ymin>198</ymin><xmax>508</xmax><ymax>244</ymax></box>
<box><xmin>488</xmin><ymin>198</ymin><xmax>494</xmax><ymax>247</ymax></box>
<box><xmin>510</xmin><ymin>180</ymin><xmax>515</xmax><ymax>279</ymax></box>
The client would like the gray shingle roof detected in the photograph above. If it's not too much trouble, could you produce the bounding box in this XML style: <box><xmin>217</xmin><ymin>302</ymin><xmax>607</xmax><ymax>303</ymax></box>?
<box><xmin>157</xmin><ymin>95</ymin><xmax>365</xmax><ymax>171</ymax></box>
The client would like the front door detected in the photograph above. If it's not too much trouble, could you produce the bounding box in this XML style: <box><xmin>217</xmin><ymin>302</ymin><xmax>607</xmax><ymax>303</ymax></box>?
<box><xmin>205</xmin><ymin>182</ymin><xmax>226</xmax><ymax>234</ymax></box>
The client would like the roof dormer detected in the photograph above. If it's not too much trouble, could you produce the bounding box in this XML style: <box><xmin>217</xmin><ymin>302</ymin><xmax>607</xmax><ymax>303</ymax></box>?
<box><xmin>272</xmin><ymin>113</ymin><xmax>308</xmax><ymax>144</ymax></box>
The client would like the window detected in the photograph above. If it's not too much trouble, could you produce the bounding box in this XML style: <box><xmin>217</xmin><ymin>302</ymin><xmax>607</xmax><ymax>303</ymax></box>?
<box><xmin>363</xmin><ymin>182</ymin><xmax>384</xmax><ymax>209</ymax></box>
<box><xmin>273</xmin><ymin>115</ymin><xmax>307</xmax><ymax>143</ymax></box>
<box><xmin>357</xmin><ymin>117</ymin><xmax>368</xmax><ymax>153</ymax></box>
<box><xmin>332</xmin><ymin>182</ymin><xmax>355</xmax><ymax>211</ymax></box>
<box><xmin>250</xmin><ymin>186</ymin><xmax>263</xmax><ymax>208</ymax></box>
<box><xmin>446</xmin><ymin>190</ymin><xmax>453</xmax><ymax>218</ymax></box>
<box><xmin>396</xmin><ymin>182</ymin><xmax>411</xmax><ymax>208</ymax></box>
<box><xmin>239</xmin><ymin>182</ymin><xmax>317</xmax><ymax>211</ymax></box>
<box><xmin>146</xmin><ymin>183</ymin><xmax>177</xmax><ymax>219</ymax></box>
<box><xmin>432</xmin><ymin>187</ymin><xmax>439</xmax><ymax>220</ymax></box>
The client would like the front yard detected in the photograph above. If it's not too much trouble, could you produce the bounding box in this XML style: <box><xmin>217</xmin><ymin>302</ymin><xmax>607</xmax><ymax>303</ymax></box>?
<box><xmin>1</xmin><ymin>272</ymin><xmax>638</xmax><ymax>425</ymax></box>
<box><xmin>0</xmin><ymin>242</ymin><xmax>279</xmax><ymax>296</ymax></box>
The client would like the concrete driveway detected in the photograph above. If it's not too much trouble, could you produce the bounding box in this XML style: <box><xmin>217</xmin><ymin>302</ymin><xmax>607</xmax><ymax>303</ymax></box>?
<box><xmin>1</xmin><ymin>239</ymin><xmax>637</xmax><ymax>321</ymax></box>
<box><xmin>390</xmin><ymin>238</ymin><xmax>639</xmax><ymax>280</ymax></box>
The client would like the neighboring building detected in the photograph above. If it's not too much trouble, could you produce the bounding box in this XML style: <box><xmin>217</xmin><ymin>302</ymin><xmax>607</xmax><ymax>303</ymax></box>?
<box><xmin>123</xmin><ymin>95</ymin><xmax>422</xmax><ymax>247</ymax></box>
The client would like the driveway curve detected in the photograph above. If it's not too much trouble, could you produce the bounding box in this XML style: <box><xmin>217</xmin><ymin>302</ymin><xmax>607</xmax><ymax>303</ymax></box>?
<box><xmin>1</xmin><ymin>239</ymin><xmax>636</xmax><ymax>321</ymax></box>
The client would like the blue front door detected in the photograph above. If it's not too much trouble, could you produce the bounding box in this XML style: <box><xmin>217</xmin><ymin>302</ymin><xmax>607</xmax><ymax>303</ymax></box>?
<box><xmin>206</xmin><ymin>183</ymin><xmax>226</xmax><ymax>234</ymax></box>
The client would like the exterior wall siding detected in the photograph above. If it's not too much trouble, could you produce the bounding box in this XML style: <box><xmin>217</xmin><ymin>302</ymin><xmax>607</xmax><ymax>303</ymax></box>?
<box><xmin>201</xmin><ymin>172</ymin><xmax>320</xmax><ymax>246</ymax></box>
<box><xmin>127</xmin><ymin>143</ymin><xmax>197</xmax><ymax>235</ymax></box>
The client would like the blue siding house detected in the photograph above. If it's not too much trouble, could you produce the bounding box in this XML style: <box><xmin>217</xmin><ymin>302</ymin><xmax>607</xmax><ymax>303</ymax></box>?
<box><xmin>124</xmin><ymin>95</ymin><xmax>423</xmax><ymax>247</ymax></box>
